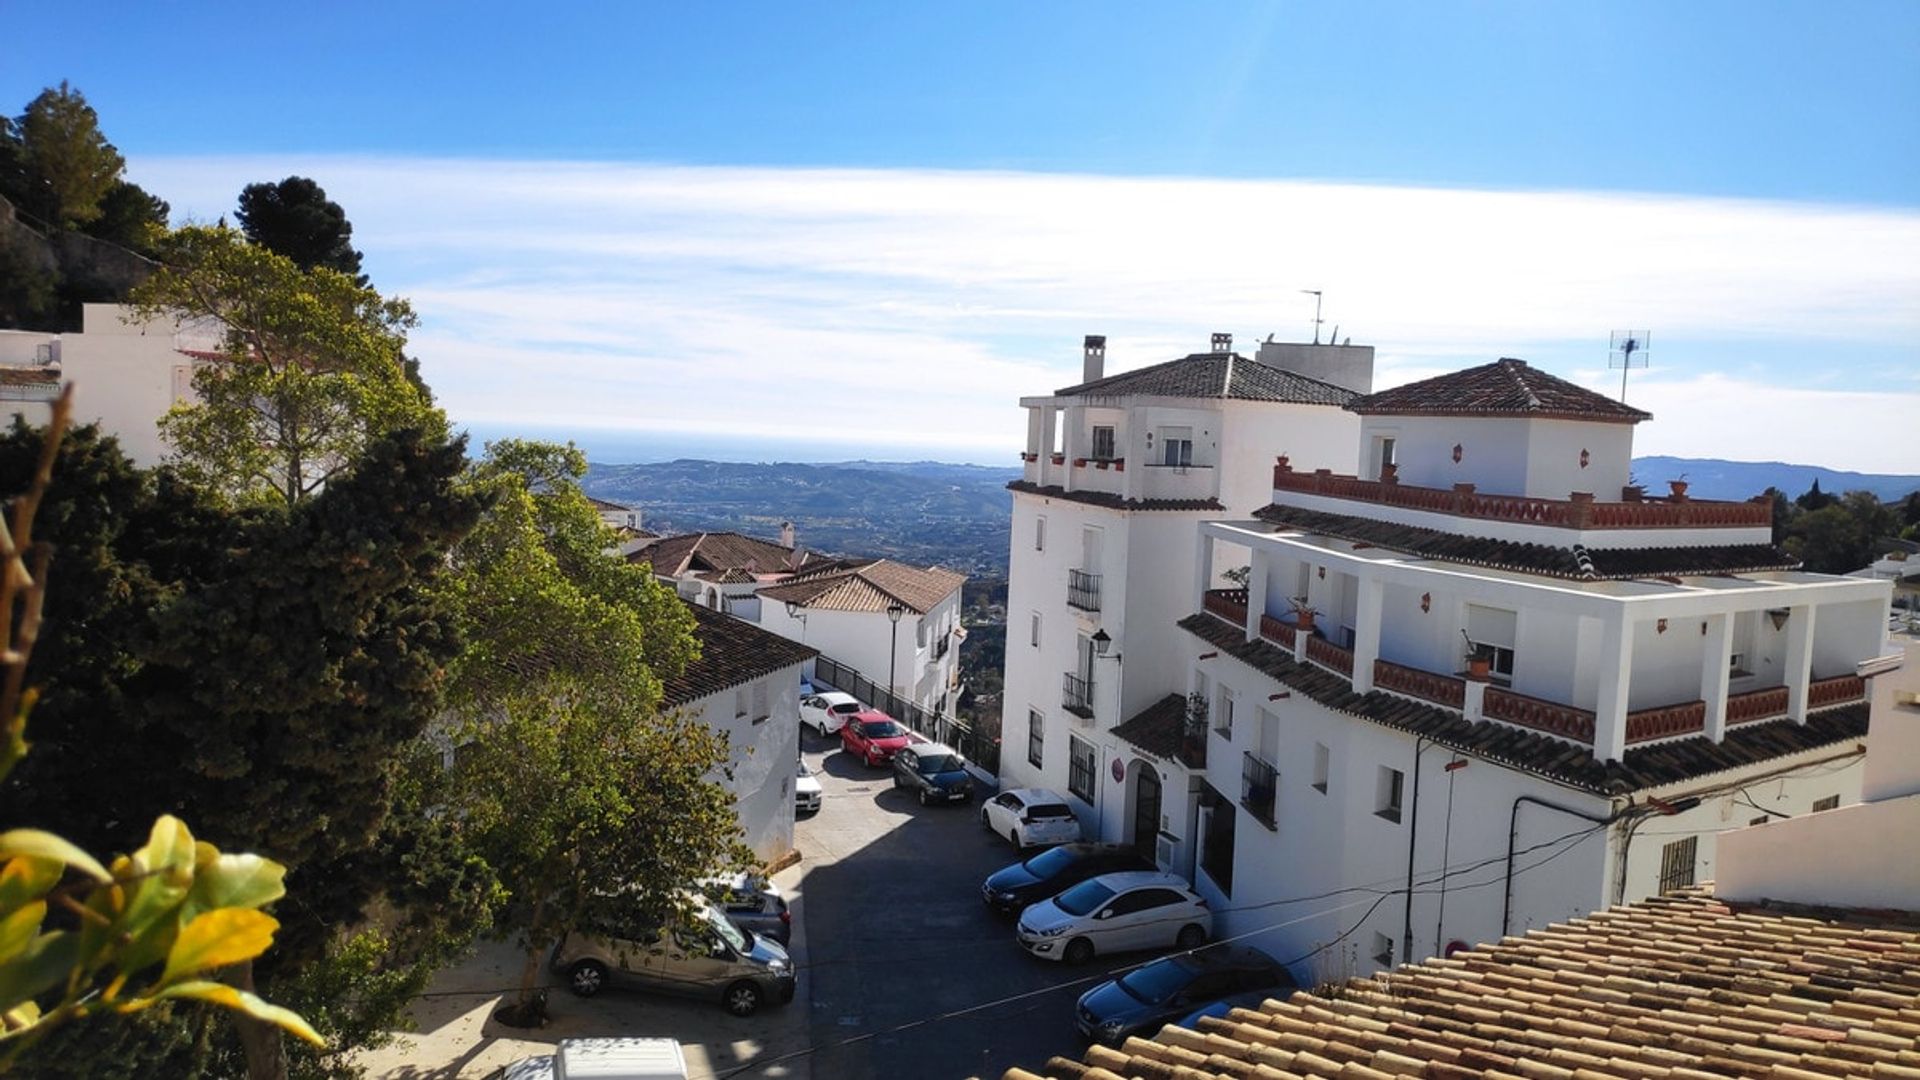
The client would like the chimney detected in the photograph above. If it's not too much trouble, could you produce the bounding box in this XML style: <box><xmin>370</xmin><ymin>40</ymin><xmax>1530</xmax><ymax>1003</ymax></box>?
<box><xmin>780</xmin><ymin>520</ymin><xmax>796</xmax><ymax>549</ymax></box>
<box><xmin>1211</xmin><ymin>332</ymin><xmax>1232</xmax><ymax>354</ymax></box>
<box><xmin>1082</xmin><ymin>335</ymin><xmax>1106</xmax><ymax>383</ymax></box>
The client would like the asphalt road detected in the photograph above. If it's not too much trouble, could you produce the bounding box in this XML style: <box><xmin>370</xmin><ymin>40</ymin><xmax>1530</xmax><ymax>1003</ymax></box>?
<box><xmin>791</xmin><ymin>731</ymin><xmax>1135</xmax><ymax>1080</ymax></box>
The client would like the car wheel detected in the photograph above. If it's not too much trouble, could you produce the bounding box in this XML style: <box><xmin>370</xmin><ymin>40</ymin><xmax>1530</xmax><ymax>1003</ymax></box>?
<box><xmin>567</xmin><ymin>960</ymin><xmax>608</xmax><ymax>998</ymax></box>
<box><xmin>918</xmin><ymin>787</ymin><xmax>931</xmax><ymax>806</ymax></box>
<box><xmin>980</xmin><ymin>807</ymin><xmax>991</xmax><ymax>829</ymax></box>
<box><xmin>1175</xmin><ymin>923</ymin><xmax>1207</xmax><ymax>950</ymax></box>
<box><xmin>1063</xmin><ymin>937</ymin><xmax>1094</xmax><ymax>965</ymax></box>
<box><xmin>1009</xmin><ymin>828</ymin><xmax>1022</xmax><ymax>848</ymax></box>
<box><xmin>723</xmin><ymin>980</ymin><xmax>762</xmax><ymax>1017</ymax></box>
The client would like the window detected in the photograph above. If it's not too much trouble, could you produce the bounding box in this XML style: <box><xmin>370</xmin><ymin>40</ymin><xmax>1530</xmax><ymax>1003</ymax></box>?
<box><xmin>1214</xmin><ymin>686</ymin><xmax>1235</xmax><ymax>738</ymax></box>
<box><xmin>1030</xmin><ymin>612</ymin><xmax>1041</xmax><ymax>648</ymax></box>
<box><xmin>1256</xmin><ymin>707</ymin><xmax>1279</xmax><ymax>760</ymax></box>
<box><xmin>1658</xmin><ymin>836</ymin><xmax>1697</xmax><ymax>892</ymax></box>
<box><xmin>1464</xmin><ymin>604</ymin><xmax>1519</xmax><ymax>684</ymax></box>
<box><xmin>1312</xmin><ymin>743</ymin><xmax>1331</xmax><ymax>794</ymax></box>
<box><xmin>1375</xmin><ymin>766</ymin><xmax>1404</xmax><ymax>823</ymax></box>
<box><xmin>1371</xmin><ymin>931</ymin><xmax>1394</xmax><ymax>968</ymax></box>
<box><xmin>1067</xmin><ymin>735</ymin><xmax>1097</xmax><ymax>802</ymax></box>
<box><xmin>1241</xmin><ymin>751</ymin><xmax>1277</xmax><ymax>828</ymax></box>
<box><xmin>916</xmin><ymin>619</ymin><xmax>927</xmax><ymax>648</ymax></box>
<box><xmin>1035</xmin><ymin>515</ymin><xmax>1046</xmax><ymax>551</ymax></box>
<box><xmin>1027</xmin><ymin>708</ymin><xmax>1045</xmax><ymax>769</ymax></box>
<box><xmin>1812</xmin><ymin>795</ymin><xmax>1840</xmax><ymax>812</ymax></box>
<box><xmin>1091</xmin><ymin>424</ymin><xmax>1116</xmax><ymax>460</ymax></box>
<box><xmin>1160</xmin><ymin>426</ymin><xmax>1194</xmax><ymax>468</ymax></box>
<box><xmin>734</xmin><ymin>687</ymin><xmax>749</xmax><ymax>719</ymax></box>
<box><xmin>1729</xmin><ymin>651</ymin><xmax>1751</xmax><ymax>678</ymax></box>
<box><xmin>751</xmin><ymin>681</ymin><xmax>769</xmax><ymax>723</ymax></box>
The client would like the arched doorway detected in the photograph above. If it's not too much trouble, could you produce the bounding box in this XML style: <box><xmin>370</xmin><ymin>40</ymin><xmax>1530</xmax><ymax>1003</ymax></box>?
<box><xmin>1131</xmin><ymin>764</ymin><xmax>1162</xmax><ymax>862</ymax></box>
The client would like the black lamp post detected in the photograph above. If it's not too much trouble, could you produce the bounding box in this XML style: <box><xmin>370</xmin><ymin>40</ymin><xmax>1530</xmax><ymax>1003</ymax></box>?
<box><xmin>886</xmin><ymin>601</ymin><xmax>906</xmax><ymax>701</ymax></box>
<box><xmin>784</xmin><ymin>598</ymin><xmax>807</xmax><ymax>641</ymax></box>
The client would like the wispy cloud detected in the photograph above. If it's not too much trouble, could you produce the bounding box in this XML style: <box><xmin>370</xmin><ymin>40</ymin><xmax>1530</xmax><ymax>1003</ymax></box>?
<box><xmin>130</xmin><ymin>156</ymin><xmax>1920</xmax><ymax>471</ymax></box>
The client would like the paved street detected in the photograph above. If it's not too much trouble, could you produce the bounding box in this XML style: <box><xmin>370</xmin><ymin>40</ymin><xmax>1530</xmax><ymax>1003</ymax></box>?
<box><xmin>789</xmin><ymin>732</ymin><xmax>1131</xmax><ymax>1080</ymax></box>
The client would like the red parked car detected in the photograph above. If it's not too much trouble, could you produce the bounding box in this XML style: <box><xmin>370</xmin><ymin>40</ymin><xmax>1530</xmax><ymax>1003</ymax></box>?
<box><xmin>839</xmin><ymin>711</ymin><xmax>912</xmax><ymax>767</ymax></box>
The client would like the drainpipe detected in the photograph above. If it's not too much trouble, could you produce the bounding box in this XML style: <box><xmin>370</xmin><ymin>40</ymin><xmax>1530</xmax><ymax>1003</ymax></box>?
<box><xmin>1400</xmin><ymin>736</ymin><xmax>1428</xmax><ymax>967</ymax></box>
<box><xmin>1502</xmin><ymin>794</ymin><xmax>1622</xmax><ymax>938</ymax></box>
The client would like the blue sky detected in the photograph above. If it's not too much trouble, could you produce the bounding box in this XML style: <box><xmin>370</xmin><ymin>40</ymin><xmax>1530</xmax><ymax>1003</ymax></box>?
<box><xmin>9</xmin><ymin>3</ymin><xmax>1919</xmax><ymax>469</ymax></box>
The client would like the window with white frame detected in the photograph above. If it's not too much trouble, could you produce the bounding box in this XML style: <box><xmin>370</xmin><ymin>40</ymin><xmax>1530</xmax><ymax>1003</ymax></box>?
<box><xmin>1375</xmin><ymin>765</ymin><xmax>1404</xmax><ymax>823</ymax></box>
<box><xmin>1159</xmin><ymin>426</ymin><xmax>1194</xmax><ymax>467</ymax></box>
<box><xmin>1312</xmin><ymin>743</ymin><xmax>1331</xmax><ymax>793</ymax></box>
<box><xmin>1256</xmin><ymin>707</ymin><xmax>1279</xmax><ymax>760</ymax></box>
<box><xmin>1214</xmin><ymin>685</ymin><xmax>1235</xmax><ymax>738</ymax></box>
<box><xmin>734</xmin><ymin>687</ymin><xmax>749</xmax><ymax>719</ymax></box>
<box><xmin>1464</xmin><ymin>604</ymin><xmax>1518</xmax><ymax>683</ymax></box>
<box><xmin>1067</xmin><ymin>735</ymin><xmax>1097</xmax><ymax>802</ymax></box>
<box><xmin>1090</xmin><ymin>424</ymin><xmax>1116</xmax><ymax>460</ymax></box>
<box><xmin>1030</xmin><ymin>612</ymin><xmax>1041</xmax><ymax>648</ymax></box>
<box><xmin>1028</xmin><ymin>708</ymin><xmax>1045</xmax><ymax>769</ymax></box>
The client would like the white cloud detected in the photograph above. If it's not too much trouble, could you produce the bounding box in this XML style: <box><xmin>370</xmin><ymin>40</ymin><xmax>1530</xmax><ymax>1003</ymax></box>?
<box><xmin>128</xmin><ymin>156</ymin><xmax>1920</xmax><ymax>471</ymax></box>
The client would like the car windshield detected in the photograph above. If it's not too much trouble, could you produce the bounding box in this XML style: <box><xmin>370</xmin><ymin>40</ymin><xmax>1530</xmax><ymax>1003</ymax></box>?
<box><xmin>1053</xmin><ymin>880</ymin><xmax>1117</xmax><ymax>917</ymax></box>
<box><xmin>1023</xmin><ymin>847</ymin><xmax>1078</xmax><ymax>877</ymax></box>
<box><xmin>860</xmin><ymin>720</ymin><xmax>904</xmax><ymax>738</ymax></box>
<box><xmin>705</xmin><ymin>904</ymin><xmax>750</xmax><ymax>953</ymax></box>
<box><xmin>916</xmin><ymin>753</ymin><xmax>962</xmax><ymax>774</ymax></box>
<box><xmin>830</xmin><ymin>702</ymin><xmax>861</xmax><ymax>714</ymax></box>
<box><xmin>1027</xmin><ymin>803</ymin><xmax>1074</xmax><ymax>819</ymax></box>
<box><xmin>1118</xmin><ymin>959</ymin><xmax>1192</xmax><ymax>1004</ymax></box>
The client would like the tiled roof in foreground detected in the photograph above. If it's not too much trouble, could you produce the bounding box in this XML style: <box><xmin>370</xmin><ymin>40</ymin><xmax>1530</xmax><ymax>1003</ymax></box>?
<box><xmin>1112</xmin><ymin>694</ymin><xmax>1189</xmax><ymax>760</ymax></box>
<box><xmin>1008</xmin><ymin>481</ymin><xmax>1225</xmax><ymax>513</ymax></box>
<box><xmin>1055</xmin><ymin>353</ymin><xmax>1358</xmax><ymax>406</ymax></box>
<box><xmin>1006</xmin><ymin>889</ymin><xmax>1920</xmax><ymax>1080</ymax></box>
<box><xmin>757</xmin><ymin>558</ymin><xmax>964</xmax><ymax>615</ymax></box>
<box><xmin>1253</xmin><ymin>503</ymin><xmax>1800</xmax><ymax>580</ymax></box>
<box><xmin>1179</xmin><ymin>612</ymin><xmax>1869</xmax><ymax>795</ymax></box>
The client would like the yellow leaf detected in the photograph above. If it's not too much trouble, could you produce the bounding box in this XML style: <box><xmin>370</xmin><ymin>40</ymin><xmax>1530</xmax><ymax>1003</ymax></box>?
<box><xmin>0</xmin><ymin>831</ymin><xmax>109</xmax><ymax>883</ymax></box>
<box><xmin>159</xmin><ymin>909</ymin><xmax>278</xmax><ymax>985</ymax></box>
<box><xmin>0</xmin><ymin>902</ymin><xmax>45</xmax><ymax>959</ymax></box>
<box><xmin>0</xmin><ymin>857</ymin><xmax>61</xmax><ymax>913</ymax></box>
<box><xmin>131</xmin><ymin>817</ymin><xmax>196</xmax><ymax>882</ymax></box>
<box><xmin>147</xmin><ymin>980</ymin><xmax>324</xmax><ymax>1046</ymax></box>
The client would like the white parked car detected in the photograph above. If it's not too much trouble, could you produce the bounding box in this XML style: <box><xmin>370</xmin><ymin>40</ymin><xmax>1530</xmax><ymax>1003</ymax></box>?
<box><xmin>981</xmin><ymin>788</ymin><xmax>1082</xmax><ymax>849</ymax></box>
<box><xmin>1016</xmin><ymin>870</ymin><xmax>1211</xmax><ymax>964</ymax></box>
<box><xmin>795</xmin><ymin>759</ymin><xmax>822</xmax><ymax>814</ymax></box>
<box><xmin>799</xmin><ymin>691</ymin><xmax>863</xmax><ymax>736</ymax></box>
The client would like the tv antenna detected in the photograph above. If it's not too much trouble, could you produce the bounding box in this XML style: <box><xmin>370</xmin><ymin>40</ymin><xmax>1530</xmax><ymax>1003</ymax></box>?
<box><xmin>1301</xmin><ymin>290</ymin><xmax>1324</xmax><ymax>344</ymax></box>
<box><xmin>1608</xmin><ymin>330</ymin><xmax>1650</xmax><ymax>402</ymax></box>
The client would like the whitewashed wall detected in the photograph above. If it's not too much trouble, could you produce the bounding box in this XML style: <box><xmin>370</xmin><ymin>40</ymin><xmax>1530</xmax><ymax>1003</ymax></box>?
<box><xmin>674</xmin><ymin>665</ymin><xmax>804</xmax><ymax>863</ymax></box>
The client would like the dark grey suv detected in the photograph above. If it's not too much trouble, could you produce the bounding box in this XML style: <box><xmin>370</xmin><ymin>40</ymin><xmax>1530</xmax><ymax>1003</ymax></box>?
<box><xmin>891</xmin><ymin>743</ymin><xmax>974</xmax><ymax>805</ymax></box>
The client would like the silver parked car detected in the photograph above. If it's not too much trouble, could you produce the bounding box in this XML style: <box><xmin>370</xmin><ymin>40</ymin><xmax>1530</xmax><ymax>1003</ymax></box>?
<box><xmin>704</xmin><ymin>871</ymin><xmax>792</xmax><ymax>946</ymax></box>
<box><xmin>551</xmin><ymin>899</ymin><xmax>796</xmax><ymax>1016</ymax></box>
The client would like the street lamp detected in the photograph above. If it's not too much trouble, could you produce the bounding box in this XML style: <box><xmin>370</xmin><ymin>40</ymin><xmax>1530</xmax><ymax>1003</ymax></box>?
<box><xmin>784</xmin><ymin>598</ymin><xmax>807</xmax><ymax>641</ymax></box>
<box><xmin>1091</xmin><ymin>628</ymin><xmax>1122</xmax><ymax>663</ymax></box>
<box><xmin>886</xmin><ymin>601</ymin><xmax>906</xmax><ymax>702</ymax></box>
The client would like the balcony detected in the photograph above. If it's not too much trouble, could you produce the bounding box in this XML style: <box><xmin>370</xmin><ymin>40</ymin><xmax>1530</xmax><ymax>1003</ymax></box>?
<box><xmin>1482</xmin><ymin>686</ymin><xmax>1597</xmax><ymax>742</ymax></box>
<box><xmin>1624</xmin><ymin>700</ymin><xmax>1707</xmax><ymax>745</ymax></box>
<box><xmin>1241</xmin><ymin>752</ymin><xmax>1277</xmax><ymax>829</ymax></box>
<box><xmin>934</xmin><ymin>633</ymin><xmax>950</xmax><ymax>660</ymax></box>
<box><xmin>1271</xmin><ymin>462</ymin><xmax>1772</xmax><ymax>531</ymax></box>
<box><xmin>1203</xmin><ymin>588</ymin><xmax>1248</xmax><ymax>625</ymax></box>
<box><xmin>1373</xmin><ymin>659</ymin><xmax>1465</xmax><ymax>709</ymax></box>
<box><xmin>1062</xmin><ymin>672</ymin><xmax>1094</xmax><ymax>719</ymax></box>
<box><xmin>1067</xmin><ymin>569</ymin><xmax>1102</xmax><ymax>612</ymax></box>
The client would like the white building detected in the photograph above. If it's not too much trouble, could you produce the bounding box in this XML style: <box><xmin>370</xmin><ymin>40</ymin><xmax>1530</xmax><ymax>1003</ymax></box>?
<box><xmin>0</xmin><ymin>303</ymin><xmax>213</xmax><ymax>464</ymax></box>
<box><xmin>997</xmin><ymin>332</ymin><xmax>1371</xmax><ymax>808</ymax></box>
<box><xmin>630</xmin><ymin>527</ymin><xmax>826</xmax><ymax>620</ymax></box>
<box><xmin>1004</xmin><ymin>348</ymin><xmax>1900</xmax><ymax>979</ymax></box>
<box><xmin>759</xmin><ymin>558</ymin><xmax>966</xmax><ymax>716</ymax></box>
<box><xmin>659</xmin><ymin>601</ymin><xmax>817</xmax><ymax>862</ymax></box>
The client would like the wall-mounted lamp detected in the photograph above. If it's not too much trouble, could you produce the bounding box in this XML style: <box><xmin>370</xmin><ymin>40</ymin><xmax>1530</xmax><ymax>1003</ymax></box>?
<box><xmin>1091</xmin><ymin>629</ymin><xmax>1122</xmax><ymax>662</ymax></box>
<box><xmin>1767</xmin><ymin>609</ymin><xmax>1790</xmax><ymax>632</ymax></box>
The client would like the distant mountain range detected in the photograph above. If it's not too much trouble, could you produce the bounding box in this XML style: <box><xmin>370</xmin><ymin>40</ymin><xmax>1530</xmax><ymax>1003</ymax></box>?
<box><xmin>583</xmin><ymin>460</ymin><xmax>1022</xmax><ymax>575</ymax></box>
<box><xmin>1630</xmin><ymin>457</ymin><xmax>1920</xmax><ymax>503</ymax></box>
<box><xmin>583</xmin><ymin>456</ymin><xmax>1919</xmax><ymax>579</ymax></box>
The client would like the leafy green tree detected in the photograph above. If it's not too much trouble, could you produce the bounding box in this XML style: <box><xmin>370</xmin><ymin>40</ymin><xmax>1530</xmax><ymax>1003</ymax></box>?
<box><xmin>439</xmin><ymin>441</ymin><xmax>722</xmax><ymax>1015</ymax></box>
<box><xmin>0</xmin><ymin>424</ymin><xmax>488</xmax><ymax>1078</ymax></box>
<box><xmin>1761</xmin><ymin>486</ymin><xmax>1792</xmax><ymax>546</ymax></box>
<box><xmin>1795</xmin><ymin>478</ymin><xmax>1837</xmax><ymax>513</ymax></box>
<box><xmin>236</xmin><ymin>178</ymin><xmax>365</xmax><ymax>282</ymax></box>
<box><xmin>1788</xmin><ymin>503</ymin><xmax>1872</xmax><ymax>574</ymax></box>
<box><xmin>11</xmin><ymin>82</ymin><xmax>124</xmax><ymax>228</ymax></box>
<box><xmin>0</xmin><ymin>395</ymin><xmax>317</xmax><ymax>1072</ymax></box>
<box><xmin>81</xmin><ymin>179</ymin><xmax>169</xmax><ymax>254</ymax></box>
<box><xmin>128</xmin><ymin>226</ymin><xmax>441</xmax><ymax>505</ymax></box>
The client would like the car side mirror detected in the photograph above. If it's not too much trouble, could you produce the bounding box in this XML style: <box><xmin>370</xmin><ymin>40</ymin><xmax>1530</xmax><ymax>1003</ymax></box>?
<box><xmin>1094</xmin><ymin>908</ymin><xmax>1113</xmax><ymax>920</ymax></box>
<box><xmin>709</xmin><ymin>939</ymin><xmax>731</xmax><ymax>959</ymax></box>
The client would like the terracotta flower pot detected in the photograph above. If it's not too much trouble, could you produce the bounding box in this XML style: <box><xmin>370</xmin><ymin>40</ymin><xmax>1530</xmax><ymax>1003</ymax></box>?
<box><xmin>1468</xmin><ymin>656</ymin><xmax>1492</xmax><ymax>681</ymax></box>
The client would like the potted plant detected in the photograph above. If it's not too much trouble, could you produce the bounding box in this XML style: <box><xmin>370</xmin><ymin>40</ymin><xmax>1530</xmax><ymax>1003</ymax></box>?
<box><xmin>1667</xmin><ymin>475</ymin><xmax>1690</xmax><ymax>499</ymax></box>
<box><xmin>1290</xmin><ymin>597</ymin><xmax>1318</xmax><ymax>634</ymax></box>
<box><xmin>1461</xmin><ymin>630</ymin><xmax>1493</xmax><ymax>681</ymax></box>
<box><xmin>1380</xmin><ymin>461</ymin><xmax>1399</xmax><ymax>483</ymax></box>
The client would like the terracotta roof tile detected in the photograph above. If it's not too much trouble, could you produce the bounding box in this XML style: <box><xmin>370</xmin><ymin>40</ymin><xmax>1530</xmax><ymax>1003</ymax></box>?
<box><xmin>0</xmin><ymin>368</ymin><xmax>60</xmax><ymax>387</ymax></box>
<box><xmin>1009</xmin><ymin>892</ymin><xmax>1920</xmax><ymax>1080</ymax></box>
<box><xmin>629</xmin><ymin>531</ymin><xmax>815</xmax><ymax>578</ymax></box>
<box><xmin>1056</xmin><ymin>353</ymin><xmax>1359</xmax><ymax>406</ymax></box>
<box><xmin>1348</xmin><ymin>359</ymin><xmax>1652</xmax><ymax>424</ymax></box>
<box><xmin>1111</xmin><ymin>693</ymin><xmax>1190</xmax><ymax>760</ymax></box>
<box><xmin>756</xmin><ymin>558</ymin><xmax>964</xmax><ymax>615</ymax></box>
